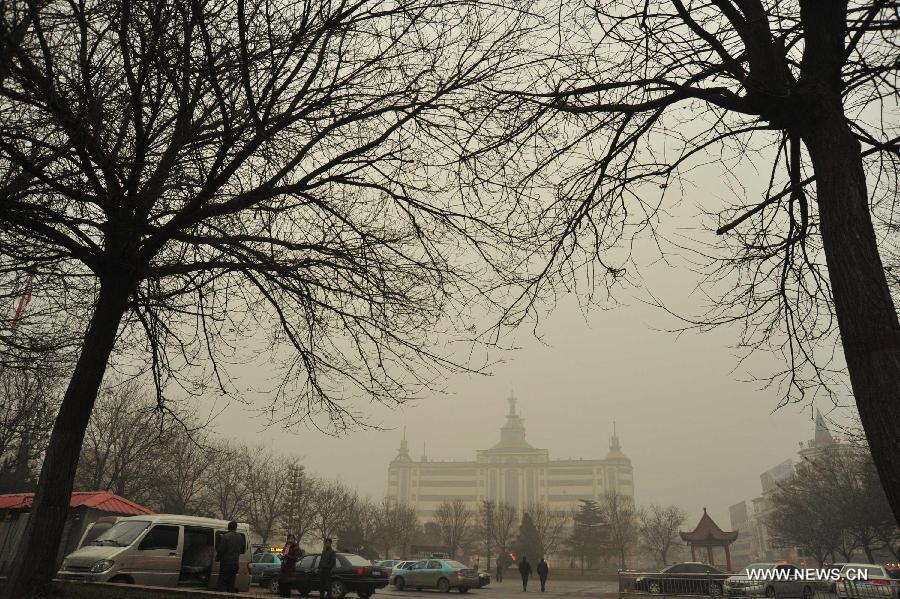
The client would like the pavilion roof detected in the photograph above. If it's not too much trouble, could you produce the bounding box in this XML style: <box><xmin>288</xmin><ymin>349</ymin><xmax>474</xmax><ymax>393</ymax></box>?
<box><xmin>680</xmin><ymin>508</ymin><xmax>739</xmax><ymax>544</ymax></box>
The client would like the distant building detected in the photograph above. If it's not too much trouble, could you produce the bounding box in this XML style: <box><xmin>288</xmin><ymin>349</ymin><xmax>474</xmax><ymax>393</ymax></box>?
<box><xmin>387</xmin><ymin>395</ymin><xmax>633</xmax><ymax>519</ymax></box>
<box><xmin>728</xmin><ymin>410</ymin><xmax>838</xmax><ymax>567</ymax></box>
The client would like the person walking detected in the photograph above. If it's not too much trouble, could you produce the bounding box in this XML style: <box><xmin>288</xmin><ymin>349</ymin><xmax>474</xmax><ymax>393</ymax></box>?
<box><xmin>318</xmin><ymin>538</ymin><xmax>337</xmax><ymax>599</ymax></box>
<box><xmin>279</xmin><ymin>534</ymin><xmax>303</xmax><ymax>598</ymax></box>
<box><xmin>537</xmin><ymin>558</ymin><xmax>549</xmax><ymax>592</ymax></box>
<box><xmin>518</xmin><ymin>556</ymin><xmax>532</xmax><ymax>592</ymax></box>
<box><xmin>496</xmin><ymin>557</ymin><xmax>504</xmax><ymax>583</ymax></box>
<box><xmin>216</xmin><ymin>521</ymin><xmax>243</xmax><ymax>593</ymax></box>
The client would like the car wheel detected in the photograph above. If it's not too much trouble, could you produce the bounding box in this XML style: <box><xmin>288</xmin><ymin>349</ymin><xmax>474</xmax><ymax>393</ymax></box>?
<box><xmin>649</xmin><ymin>581</ymin><xmax>662</xmax><ymax>594</ymax></box>
<box><xmin>766</xmin><ymin>586</ymin><xmax>777</xmax><ymax>598</ymax></box>
<box><xmin>710</xmin><ymin>583</ymin><xmax>723</xmax><ymax>597</ymax></box>
<box><xmin>438</xmin><ymin>578</ymin><xmax>451</xmax><ymax>593</ymax></box>
<box><xmin>459</xmin><ymin>588</ymin><xmax>469</xmax><ymax>594</ymax></box>
<box><xmin>395</xmin><ymin>577</ymin><xmax>406</xmax><ymax>591</ymax></box>
<box><xmin>332</xmin><ymin>579</ymin><xmax>348</xmax><ymax>599</ymax></box>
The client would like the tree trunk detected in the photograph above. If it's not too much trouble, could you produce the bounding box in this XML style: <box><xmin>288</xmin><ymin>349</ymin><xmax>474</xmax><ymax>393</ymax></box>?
<box><xmin>3</xmin><ymin>282</ymin><xmax>131</xmax><ymax>599</ymax></box>
<box><xmin>803</xmin><ymin>111</ymin><xmax>900</xmax><ymax>528</ymax></box>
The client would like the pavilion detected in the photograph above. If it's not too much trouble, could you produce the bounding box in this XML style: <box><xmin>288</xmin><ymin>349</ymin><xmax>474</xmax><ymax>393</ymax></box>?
<box><xmin>680</xmin><ymin>507</ymin><xmax>739</xmax><ymax>571</ymax></box>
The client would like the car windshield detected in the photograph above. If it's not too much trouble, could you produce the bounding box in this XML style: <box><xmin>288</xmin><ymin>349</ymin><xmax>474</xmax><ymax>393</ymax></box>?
<box><xmin>341</xmin><ymin>554</ymin><xmax>372</xmax><ymax>567</ymax></box>
<box><xmin>445</xmin><ymin>561</ymin><xmax>468</xmax><ymax>569</ymax></box>
<box><xmin>90</xmin><ymin>520</ymin><xmax>150</xmax><ymax>547</ymax></box>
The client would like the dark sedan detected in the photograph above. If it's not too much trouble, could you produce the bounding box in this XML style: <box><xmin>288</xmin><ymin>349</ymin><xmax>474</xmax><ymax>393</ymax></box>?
<box><xmin>293</xmin><ymin>552</ymin><xmax>391</xmax><ymax>599</ymax></box>
<box><xmin>634</xmin><ymin>563</ymin><xmax>729</xmax><ymax>596</ymax></box>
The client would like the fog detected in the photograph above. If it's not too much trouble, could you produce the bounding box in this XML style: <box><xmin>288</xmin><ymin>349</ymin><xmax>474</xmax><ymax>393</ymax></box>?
<box><xmin>211</xmin><ymin>243</ymin><xmax>858</xmax><ymax>529</ymax></box>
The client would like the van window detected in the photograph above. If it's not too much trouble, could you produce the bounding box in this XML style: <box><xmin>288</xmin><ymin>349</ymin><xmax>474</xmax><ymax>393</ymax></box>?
<box><xmin>139</xmin><ymin>525</ymin><xmax>179</xmax><ymax>550</ymax></box>
<box><xmin>92</xmin><ymin>520</ymin><xmax>150</xmax><ymax>547</ymax></box>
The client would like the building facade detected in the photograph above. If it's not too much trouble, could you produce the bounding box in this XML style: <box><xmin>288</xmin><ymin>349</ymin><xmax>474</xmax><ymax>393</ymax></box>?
<box><xmin>387</xmin><ymin>396</ymin><xmax>633</xmax><ymax>519</ymax></box>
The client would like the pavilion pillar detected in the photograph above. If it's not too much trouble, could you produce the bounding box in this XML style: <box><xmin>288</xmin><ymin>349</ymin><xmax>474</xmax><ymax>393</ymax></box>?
<box><xmin>725</xmin><ymin>545</ymin><xmax>732</xmax><ymax>571</ymax></box>
<box><xmin>707</xmin><ymin>545</ymin><xmax>714</xmax><ymax>565</ymax></box>
<box><xmin>691</xmin><ymin>545</ymin><xmax>696</xmax><ymax>561</ymax></box>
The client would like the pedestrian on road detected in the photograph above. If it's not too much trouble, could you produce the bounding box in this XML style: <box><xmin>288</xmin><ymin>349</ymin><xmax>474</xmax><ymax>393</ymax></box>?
<box><xmin>279</xmin><ymin>534</ymin><xmax>303</xmax><ymax>598</ymax></box>
<box><xmin>537</xmin><ymin>558</ymin><xmax>549</xmax><ymax>592</ymax></box>
<box><xmin>216</xmin><ymin>521</ymin><xmax>244</xmax><ymax>593</ymax></box>
<box><xmin>518</xmin><ymin>556</ymin><xmax>532</xmax><ymax>592</ymax></box>
<box><xmin>318</xmin><ymin>537</ymin><xmax>337</xmax><ymax>599</ymax></box>
<box><xmin>496</xmin><ymin>557</ymin><xmax>503</xmax><ymax>583</ymax></box>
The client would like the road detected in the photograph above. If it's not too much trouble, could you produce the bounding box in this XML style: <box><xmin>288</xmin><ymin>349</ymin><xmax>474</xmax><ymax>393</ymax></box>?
<box><xmin>248</xmin><ymin>580</ymin><xmax>619</xmax><ymax>599</ymax></box>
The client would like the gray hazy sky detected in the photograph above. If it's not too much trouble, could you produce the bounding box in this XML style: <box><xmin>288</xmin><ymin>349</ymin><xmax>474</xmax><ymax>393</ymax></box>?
<box><xmin>212</xmin><ymin>259</ymin><xmax>857</xmax><ymax>529</ymax></box>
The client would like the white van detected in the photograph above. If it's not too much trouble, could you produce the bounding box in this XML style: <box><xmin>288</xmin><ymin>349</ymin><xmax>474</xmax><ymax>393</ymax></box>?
<box><xmin>57</xmin><ymin>514</ymin><xmax>252</xmax><ymax>592</ymax></box>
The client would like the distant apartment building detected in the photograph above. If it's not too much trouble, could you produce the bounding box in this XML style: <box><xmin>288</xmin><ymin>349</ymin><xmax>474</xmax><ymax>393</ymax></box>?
<box><xmin>386</xmin><ymin>396</ymin><xmax>633</xmax><ymax>519</ymax></box>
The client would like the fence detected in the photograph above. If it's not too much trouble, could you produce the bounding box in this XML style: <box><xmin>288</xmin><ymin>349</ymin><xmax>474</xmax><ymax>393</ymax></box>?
<box><xmin>617</xmin><ymin>572</ymin><xmax>900</xmax><ymax>599</ymax></box>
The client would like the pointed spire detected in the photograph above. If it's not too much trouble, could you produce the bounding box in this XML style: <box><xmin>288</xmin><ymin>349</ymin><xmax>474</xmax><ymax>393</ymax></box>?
<box><xmin>814</xmin><ymin>409</ymin><xmax>835</xmax><ymax>446</ymax></box>
<box><xmin>610</xmin><ymin>420</ymin><xmax>622</xmax><ymax>452</ymax></box>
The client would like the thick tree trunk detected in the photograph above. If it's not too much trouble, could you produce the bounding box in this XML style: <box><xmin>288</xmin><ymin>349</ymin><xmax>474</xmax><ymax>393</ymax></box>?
<box><xmin>3</xmin><ymin>281</ymin><xmax>131</xmax><ymax>599</ymax></box>
<box><xmin>803</xmin><ymin>113</ymin><xmax>900</xmax><ymax>528</ymax></box>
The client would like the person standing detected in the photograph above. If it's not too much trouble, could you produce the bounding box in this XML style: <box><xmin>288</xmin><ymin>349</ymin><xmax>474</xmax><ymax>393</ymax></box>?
<box><xmin>537</xmin><ymin>558</ymin><xmax>549</xmax><ymax>592</ymax></box>
<box><xmin>518</xmin><ymin>556</ymin><xmax>532</xmax><ymax>592</ymax></box>
<box><xmin>216</xmin><ymin>521</ymin><xmax>244</xmax><ymax>593</ymax></box>
<box><xmin>496</xmin><ymin>557</ymin><xmax>504</xmax><ymax>583</ymax></box>
<box><xmin>318</xmin><ymin>538</ymin><xmax>337</xmax><ymax>599</ymax></box>
<box><xmin>279</xmin><ymin>534</ymin><xmax>303</xmax><ymax>598</ymax></box>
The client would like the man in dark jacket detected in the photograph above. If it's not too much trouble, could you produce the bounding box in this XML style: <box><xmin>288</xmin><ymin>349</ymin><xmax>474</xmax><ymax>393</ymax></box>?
<box><xmin>216</xmin><ymin>521</ymin><xmax>244</xmax><ymax>592</ymax></box>
<box><xmin>496</xmin><ymin>558</ymin><xmax>504</xmax><ymax>583</ymax></box>
<box><xmin>318</xmin><ymin>538</ymin><xmax>337</xmax><ymax>599</ymax></box>
<box><xmin>537</xmin><ymin>558</ymin><xmax>549</xmax><ymax>592</ymax></box>
<box><xmin>518</xmin><ymin>556</ymin><xmax>532</xmax><ymax>592</ymax></box>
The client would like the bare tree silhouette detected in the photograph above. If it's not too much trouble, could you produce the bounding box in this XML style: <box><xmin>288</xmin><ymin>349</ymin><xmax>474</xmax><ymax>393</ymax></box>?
<box><xmin>0</xmin><ymin>0</ymin><xmax>528</xmax><ymax>593</ymax></box>
<box><xmin>474</xmin><ymin>0</ymin><xmax>900</xmax><ymax>523</ymax></box>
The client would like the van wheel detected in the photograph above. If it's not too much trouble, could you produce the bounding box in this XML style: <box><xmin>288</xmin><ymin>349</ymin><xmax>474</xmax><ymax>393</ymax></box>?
<box><xmin>109</xmin><ymin>575</ymin><xmax>134</xmax><ymax>584</ymax></box>
<box><xmin>438</xmin><ymin>578</ymin><xmax>451</xmax><ymax>593</ymax></box>
<box><xmin>331</xmin><ymin>579</ymin><xmax>348</xmax><ymax>599</ymax></box>
<box><xmin>395</xmin><ymin>577</ymin><xmax>406</xmax><ymax>591</ymax></box>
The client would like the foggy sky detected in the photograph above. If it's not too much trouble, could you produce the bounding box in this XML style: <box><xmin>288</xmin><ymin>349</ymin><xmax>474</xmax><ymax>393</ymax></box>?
<box><xmin>212</xmin><ymin>266</ymin><xmax>857</xmax><ymax>529</ymax></box>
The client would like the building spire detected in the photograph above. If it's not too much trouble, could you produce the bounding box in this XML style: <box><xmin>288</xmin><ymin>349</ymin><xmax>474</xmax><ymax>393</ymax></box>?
<box><xmin>610</xmin><ymin>420</ymin><xmax>621</xmax><ymax>452</ymax></box>
<box><xmin>814</xmin><ymin>409</ymin><xmax>835</xmax><ymax>446</ymax></box>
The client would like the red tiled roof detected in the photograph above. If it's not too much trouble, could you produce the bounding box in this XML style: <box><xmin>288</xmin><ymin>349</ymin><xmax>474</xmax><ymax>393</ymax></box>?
<box><xmin>0</xmin><ymin>492</ymin><xmax>153</xmax><ymax>515</ymax></box>
<box><xmin>680</xmin><ymin>508</ymin><xmax>739</xmax><ymax>544</ymax></box>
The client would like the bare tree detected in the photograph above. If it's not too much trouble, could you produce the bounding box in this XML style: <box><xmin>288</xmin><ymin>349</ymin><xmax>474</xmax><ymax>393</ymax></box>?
<box><xmin>310</xmin><ymin>479</ymin><xmax>357</xmax><ymax>542</ymax></box>
<box><xmin>491</xmin><ymin>501</ymin><xmax>519</xmax><ymax>560</ymax></box>
<box><xmin>0</xmin><ymin>0</ymin><xmax>528</xmax><ymax>593</ymax></box>
<box><xmin>434</xmin><ymin>499</ymin><xmax>474</xmax><ymax>559</ymax></box>
<box><xmin>376</xmin><ymin>497</ymin><xmax>419</xmax><ymax>559</ymax></box>
<box><xmin>152</xmin><ymin>428</ymin><xmax>213</xmax><ymax>515</ymax></box>
<box><xmin>244</xmin><ymin>447</ymin><xmax>291</xmax><ymax>545</ymax></box>
<box><xmin>526</xmin><ymin>502</ymin><xmax>570</xmax><ymax>559</ymax></box>
<box><xmin>599</xmin><ymin>491</ymin><xmax>638</xmax><ymax>569</ymax></box>
<box><xmin>639</xmin><ymin>504</ymin><xmax>687</xmax><ymax>567</ymax></box>
<box><xmin>476</xmin><ymin>500</ymin><xmax>496</xmax><ymax>569</ymax></box>
<box><xmin>0</xmin><ymin>364</ymin><xmax>58</xmax><ymax>493</ymax></box>
<box><xmin>478</xmin><ymin>0</ymin><xmax>900</xmax><ymax>523</ymax></box>
<box><xmin>75</xmin><ymin>379</ymin><xmax>173</xmax><ymax>504</ymax></box>
<box><xmin>204</xmin><ymin>441</ymin><xmax>248</xmax><ymax>522</ymax></box>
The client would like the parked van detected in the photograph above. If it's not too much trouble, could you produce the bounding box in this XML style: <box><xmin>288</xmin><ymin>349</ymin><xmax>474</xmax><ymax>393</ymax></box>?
<box><xmin>57</xmin><ymin>514</ymin><xmax>251</xmax><ymax>591</ymax></box>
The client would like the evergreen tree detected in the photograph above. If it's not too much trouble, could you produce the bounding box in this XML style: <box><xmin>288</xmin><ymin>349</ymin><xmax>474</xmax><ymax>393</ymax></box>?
<box><xmin>513</xmin><ymin>512</ymin><xmax>544</xmax><ymax>564</ymax></box>
<box><xmin>568</xmin><ymin>500</ymin><xmax>606</xmax><ymax>570</ymax></box>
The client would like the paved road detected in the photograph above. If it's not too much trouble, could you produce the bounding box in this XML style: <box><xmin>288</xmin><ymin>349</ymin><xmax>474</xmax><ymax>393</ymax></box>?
<box><xmin>248</xmin><ymin>580</ymin><xmax>618</xmax><ymax>599</ymax></box>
